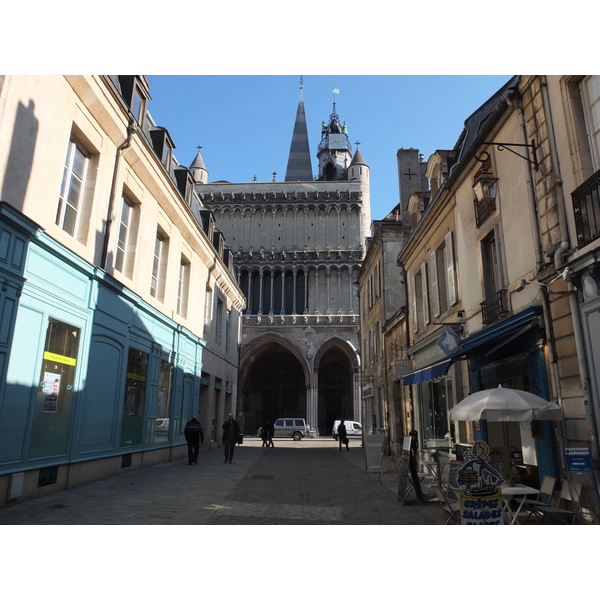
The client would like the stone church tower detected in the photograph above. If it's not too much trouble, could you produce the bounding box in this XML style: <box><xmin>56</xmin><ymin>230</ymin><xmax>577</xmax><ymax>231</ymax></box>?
<box><xmin>192</xmin><ymin>83</ymin><xmax>371</xmax><ymax>436</ymax></box>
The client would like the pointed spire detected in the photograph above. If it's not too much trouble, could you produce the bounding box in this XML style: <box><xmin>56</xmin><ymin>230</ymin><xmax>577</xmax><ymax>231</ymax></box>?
<box><xmin>190</xmin><ymin>145</ymin><xmax>208</xmax><ymax>184</ymax></box>
<box><xmin>285</xmin><ymin>80</ymin><xmax>313</xmax><ymax>181</ymax></box>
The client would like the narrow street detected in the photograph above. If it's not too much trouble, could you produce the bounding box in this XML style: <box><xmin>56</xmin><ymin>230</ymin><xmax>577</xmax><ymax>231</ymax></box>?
<box><xmin>0</xmin><ymin>438</ymin><xmax>443</xmax><ymax>525</ymax></box>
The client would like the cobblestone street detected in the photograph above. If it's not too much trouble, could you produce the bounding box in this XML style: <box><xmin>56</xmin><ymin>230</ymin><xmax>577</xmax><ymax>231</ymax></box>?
<box><xmin>0</xmin><ymin>438</ymin><xmax>442</xmax><ymax>525</ymax></box>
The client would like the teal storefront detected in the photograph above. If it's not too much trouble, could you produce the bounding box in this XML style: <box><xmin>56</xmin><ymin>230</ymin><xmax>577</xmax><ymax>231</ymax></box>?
<box><xmin>0</xmin><ymin>203</ymin><xmax>205</xmax><ymax>481</ymax></box>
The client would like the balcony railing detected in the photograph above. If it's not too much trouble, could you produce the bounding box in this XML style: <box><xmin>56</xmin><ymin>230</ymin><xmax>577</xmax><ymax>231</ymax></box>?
<box><xmin>573</xmin><ymin>169</ymin><xmax>600</xmax><ymax>247</ymax></box>
<box><xmin>480</xmin><ymin>289</ymin><xmax>509</xmax><ymax>325</ymax></box>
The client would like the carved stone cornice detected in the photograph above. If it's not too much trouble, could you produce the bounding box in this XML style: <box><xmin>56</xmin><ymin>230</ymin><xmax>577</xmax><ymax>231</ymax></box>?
<box><xmin>234</xmin><ymin>249</ymin><xmax>364</xmax><ymax>264</ymax></box>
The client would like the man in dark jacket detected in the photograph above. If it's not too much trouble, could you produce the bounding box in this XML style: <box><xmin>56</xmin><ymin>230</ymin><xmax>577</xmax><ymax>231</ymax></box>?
<box><xmin>184</xmin><ymin>417</ymin><xmax>204</xmax><ymax>465</ymax></box>
<box><xmin>222</xmin><ymin>412</ymin><xmax>240</xmax><ymax>463</ymax></box>
<box><xmin>338</xmin><ymin>419</ymin><xmax>349</xmax><ymax>451</ymax></box>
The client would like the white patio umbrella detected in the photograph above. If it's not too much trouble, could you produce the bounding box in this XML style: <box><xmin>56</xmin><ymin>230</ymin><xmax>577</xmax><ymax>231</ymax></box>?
<box><xmin>449</xmin><ymin>385</ymin><xmax>563</xmax><ymax>422</ymax></box>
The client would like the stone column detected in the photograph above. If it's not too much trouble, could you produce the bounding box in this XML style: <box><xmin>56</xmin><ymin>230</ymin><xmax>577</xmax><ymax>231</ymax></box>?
<box><xmin>306</xmin><ymin>382</ymin><xmax>319</xmax><ymax>436</ymax></box>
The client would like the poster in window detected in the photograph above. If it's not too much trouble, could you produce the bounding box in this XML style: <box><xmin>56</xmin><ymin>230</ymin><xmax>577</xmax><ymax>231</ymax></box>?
<box><xmin>43</xmin><ymin>372</ymin><xmax>60</xmax><ymax>413</ymax></box>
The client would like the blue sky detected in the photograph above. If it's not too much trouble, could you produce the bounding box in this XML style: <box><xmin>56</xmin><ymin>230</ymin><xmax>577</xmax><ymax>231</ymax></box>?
<box><xmin>146</xmin><ymin>75</ymin><xmax>512</xmax><ymax>220</ymax></box>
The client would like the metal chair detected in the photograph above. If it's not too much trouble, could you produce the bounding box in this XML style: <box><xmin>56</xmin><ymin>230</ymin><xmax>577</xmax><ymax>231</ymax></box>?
<box><xmin>432</xmin><ymin>485</ymin><xmax>461</xmax><ymax>525</ymax></box>
<box><xmin>536</xmin><ymin>480</ymin><xmax>582</xmax><ymax>524</ymax></box>
<box><xmin>519</xmin><ymin>475</ymin><xmax>556</xmax><ymax>523</ymax></box>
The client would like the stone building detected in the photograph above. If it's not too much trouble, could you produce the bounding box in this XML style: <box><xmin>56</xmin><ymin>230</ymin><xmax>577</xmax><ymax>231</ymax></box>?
<box><xmin>357</xmin><ymin>149</ymin><xmax>427</xmax><ymax>451</ymax></box>
<box><xmin>0</xmin><ymin>75</ymin><xmax>244</xmax><ymax>507</ymax></box>
<box><xmin>193</xmin><ymin>85</ymin><xmax>371</xmax><ymax>436</ymax></box>
<box><xmin>393</xmin><ymin>75</ymin><xmax>600</xmax><ymax>516</ymax></box>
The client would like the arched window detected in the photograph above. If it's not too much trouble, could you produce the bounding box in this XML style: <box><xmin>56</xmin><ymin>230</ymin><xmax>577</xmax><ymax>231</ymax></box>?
<box><xmin>273</xmin><ymin>271</ymin><xmax>283</xmax><ymax>315</ymax></box>
<box><xmin>296</xmin><ymin>269</ymin><xmax>306</xmax><ymax>314</ymax></box>
<box><xmin>284</xmin><ymin>270</ymin><xmax>294</xmax><ymax>314</ymax></box>
<box><xmin>239</xmin><ymin>270</ymin><xmax>249</xmax><ymax>314</ymax></box>
<box><xmin>263</xmin><ymin>270</ymin><xmax>272</xmax><ymax>315</ymax></box>
<box><xmin>250</xmin><ymin>270</ymin><xmax>260</xmax><ymax>314</ymax></box>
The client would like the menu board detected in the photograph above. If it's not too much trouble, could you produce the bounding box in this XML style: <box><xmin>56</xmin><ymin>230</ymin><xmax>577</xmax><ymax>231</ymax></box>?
<box><xmin>364</xmin><ymin>434</ymin><xmax>385</xmax><ymax>472</ymax></box>
<box><xmin>397</xmin><ymin>435</ymin><xmax>412</xmax><ymax>504</ymax></box>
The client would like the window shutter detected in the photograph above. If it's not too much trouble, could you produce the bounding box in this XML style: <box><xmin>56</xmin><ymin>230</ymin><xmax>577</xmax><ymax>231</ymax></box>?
<box><xmin>494</xmin><ymin>224</ymin><xmax>504</xmax><ymax>290</ymax></box>
<box><xmin>430</xmin><ymin>249</ymin><xmax>440</xmax><ymax>317</ymax></box>
<box><xmin>421</xmin><ymin>262</ymin><xmax>430</xmax><ymax>325</ymax></box>
<box><xmin>445</xmin><ymin>231</ymin><xmax>457</xmax><ymax>306</ymax></box>
<box><xmin>411</xmin><ymin>275</ymin><xmax>418</xmax><ymax>332</ymax></box>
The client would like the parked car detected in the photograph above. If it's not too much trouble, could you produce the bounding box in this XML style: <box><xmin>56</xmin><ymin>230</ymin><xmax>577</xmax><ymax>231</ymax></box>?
<box><xmin>332</xmin><ymin>420</ymin><xmax>362</xmax><ymax>441</ymax></box>
<box><xmin>273</xmin><ymin>418</ymin><xmax>310</xmax><ymax>440</ymax></box>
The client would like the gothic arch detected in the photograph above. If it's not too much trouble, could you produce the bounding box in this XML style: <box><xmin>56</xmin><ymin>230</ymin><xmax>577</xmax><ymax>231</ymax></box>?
<box><xmin>239</xmin><ymin>333</ymin><xmax>310</xmax><ymax>435</ymax></box>
<box><xmin>314</xmin><ymin>336</ymin><xmax>359</xmax><ymax>434</ymax></box>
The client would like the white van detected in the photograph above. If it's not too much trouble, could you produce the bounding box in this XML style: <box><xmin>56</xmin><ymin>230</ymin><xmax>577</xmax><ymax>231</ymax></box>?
<box><xmin>273</xmin><ymin>418</ymin><xmax>310</xmax><ymax>440</ymax></box>
<box><xmin>332</xmin><ymin>420</ymin><xmax>362</xmax><ymax>440</ymax></box>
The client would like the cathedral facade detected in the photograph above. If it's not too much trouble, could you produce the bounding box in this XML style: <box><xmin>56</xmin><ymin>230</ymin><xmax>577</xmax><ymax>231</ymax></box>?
<box><xmin>192</xmin><ymin>86</ymin><xmax>371</xmax><ymax>436</ymax></box>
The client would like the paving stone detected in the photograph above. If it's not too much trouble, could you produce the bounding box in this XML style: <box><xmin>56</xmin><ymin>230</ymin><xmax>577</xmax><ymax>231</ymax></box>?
<box><xmin>0</xmin><ymin>438</ymin><xmax>444</xmax><ymax>525</ymax></box>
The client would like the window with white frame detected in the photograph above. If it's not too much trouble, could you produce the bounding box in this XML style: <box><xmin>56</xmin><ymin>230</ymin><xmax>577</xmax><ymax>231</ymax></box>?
<box><xmin>204</xmin><ymin>283</ymin><xmax>213</xmax><ymax>326</ymax></box>
<box><xmin>56</xmin><ymin>139</ymin><xmax>88</xmax><ymax>237</ymax></box>
<box><xmin>132</xmin><ymin>83</ymin><xmax>147</xmax><ymax>128</ymax></box>
<box><xmin>412</xmin><ymin>263</ymin><xmax>430</xmax><ymax>332</ymax></box>
<box><xmin>114</xmin><ymin>194</ymin><xmax>139</xmax><ymax>278</ymax></box>
<box><xmin>225</xmin><ymin>309</ymin><xmax>232</xmax><ymax>353</ymax></box>
<box><xmin>150</xmin><ymin>230</ymin><xmax>168</xmax><ymax>301</ymax></box>
<box><xmin>177</xmin><ymin>256</ymin><xmax>191</xmax><ymax>318</ymax></box>
<box><xmin>581</xmin><ymin>75</ymin><xmax>600</xmax><ymax>171</ymax></box>
<box><xmin>430</xmin><ymin>231</ymin><xmax>457</xmax><ymax>317</ymax></box>
<box><xmin>215</xmin><ymin>297</ymin><xmax>224</xmax><ymax>345</ymax></box>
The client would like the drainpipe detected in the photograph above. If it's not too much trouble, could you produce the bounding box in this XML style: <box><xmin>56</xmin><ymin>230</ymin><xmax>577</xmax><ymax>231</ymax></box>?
<box><xmin>504</xmin><ymin>90</ymin><xmax>544</xmax><ymax>272</ymax></box>
<box><xmin>100</xmin><ymin>119</ymin><xmax>137</xmax><ymax>270</ymax></box>
<box><xmin>539</xmin><ymin>76</ymin><xmax>600</xmax><ymax>467</ymax></box>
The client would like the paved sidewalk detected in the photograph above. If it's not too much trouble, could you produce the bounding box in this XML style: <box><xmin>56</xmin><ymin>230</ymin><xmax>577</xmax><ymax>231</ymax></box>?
<box><xmin>0</xmin><ymin>438</ymin><xmax>444</xmax><ymax>525</ymax></box>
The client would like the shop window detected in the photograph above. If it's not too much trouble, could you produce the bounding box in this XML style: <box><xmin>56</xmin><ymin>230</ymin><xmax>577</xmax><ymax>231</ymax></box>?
<box><xmin>419</xmin><ymin>375</ymin><xmax>454</xmax><ymax>448</ymax></box>
<box><xmin>28</xmin><ymin>318</ymin><xmax>80</xmax><ymax>459</ymax></box>
<box><xmin>153</xmin><ymin>360</ymin><xmax>173</xmax><ymax>442</ymax></box>
<box><xmin>120</xmin><ymin>348</ymin><xmax>148</xmax><ymax>447</ymax></box>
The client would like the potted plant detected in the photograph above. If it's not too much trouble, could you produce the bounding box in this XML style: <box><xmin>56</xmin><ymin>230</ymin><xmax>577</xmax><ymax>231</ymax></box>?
<box><xmin>502</xmin><ymin>467</ymin><xmax>521</xmax><ymax>487</ymax></box>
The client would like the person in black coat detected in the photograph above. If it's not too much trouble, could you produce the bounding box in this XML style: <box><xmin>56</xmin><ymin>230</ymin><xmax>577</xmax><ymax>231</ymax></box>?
<box><xmin>222</xmin><ymin>412</ymin><xmax>240</xmax><ymax>463</ymax></box>
<box><xmin>266</xmin><ymin>421</ymin><xmax>274</xmax><ymax>448</ymax></box>
<box><xmin>184</xmin><ymin>417</ymin><xmax>203</xmax><ymax>465</ymax></box>
<box><xmin>338</xmin><ymin>419</ymin><xmax>349</xmax><ymax>451</ymax></box>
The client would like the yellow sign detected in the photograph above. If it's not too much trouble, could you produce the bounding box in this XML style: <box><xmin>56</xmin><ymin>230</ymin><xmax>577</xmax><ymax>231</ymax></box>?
<box><xmin>44</xmin><ymin>351</ymin><xmax>77</xmax><ymax>366</ymax></box>
<box><xmin>459</xmin><ymin>488</ymin><xmax>503</xmax><ymax>525</ymax></box>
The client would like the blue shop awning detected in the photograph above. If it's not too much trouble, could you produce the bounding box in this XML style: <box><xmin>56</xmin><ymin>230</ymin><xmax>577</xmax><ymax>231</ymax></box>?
<box><xmin>402</xmin><ymin>309</ymin><xmax>543</xmax><ymax>386</ymax></box>
<box><xmin>402</xmin><ymin>359</ymin><xmax>452</xmax><ymax>385</ymax></box>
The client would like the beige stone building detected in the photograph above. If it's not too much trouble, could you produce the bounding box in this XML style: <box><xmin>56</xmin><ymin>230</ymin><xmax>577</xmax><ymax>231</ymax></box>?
<box><xmin>0</xmin><ymin>75</ymin><xmax>244</xmax><ymax>506</ymax></box>
<box><xmin>394</xmin><ymin>75</ymin><xmax>600</xmax><ymax>516</ymax></box>
<box><xmin>194</xmin><ymin>86</ymin><xmax>371</xmax><ymax>436</ymax></box>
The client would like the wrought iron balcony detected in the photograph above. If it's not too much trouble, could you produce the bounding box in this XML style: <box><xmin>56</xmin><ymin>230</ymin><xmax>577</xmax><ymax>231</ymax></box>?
<box><xmin>480</xmin><ymin>289</ymin><xmax>509</xmax><ymax>325</ymax></box>
<box><xmin>573</xmin><ymin>169</ymin><xmax>600</xmax><ymax>247</ymax></box>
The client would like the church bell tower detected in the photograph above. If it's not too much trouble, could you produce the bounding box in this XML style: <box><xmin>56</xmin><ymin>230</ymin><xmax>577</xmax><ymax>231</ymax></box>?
<box><xmin>317</xmin><ymin>92</ymin><xmax>353</xmax><ymax>181</ymax></box>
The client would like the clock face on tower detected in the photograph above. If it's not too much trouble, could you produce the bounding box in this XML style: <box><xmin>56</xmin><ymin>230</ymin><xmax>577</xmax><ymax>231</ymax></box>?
<box><xmin>328</xmin><ymin>134</ymin><xmax>347</xmax><ymax>150</ymax></box>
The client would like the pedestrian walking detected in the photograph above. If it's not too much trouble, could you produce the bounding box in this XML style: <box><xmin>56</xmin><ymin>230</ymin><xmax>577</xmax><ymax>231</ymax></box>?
<box><xmin>338</xmin><ymin>419</ymin><xmax>349</xmax><ymax>451</ymax></box>
<box><xmin>184</xmin><ymin>417</ymin><xmax>203</xmax><ymax>465</ymax></box>
<box><xmin>266</xmin><ymin>421</ymin><xmax>274</xmax><ymax>447</ymax></box>
<box><xmin>261</xmin><ymin>423</ymin><xmax>269</xmax><ymax>447</ymax></box>
<box><xmin>222</xmin><ymin>412</ymin><xmax>240</xmax><ymax>463</ymax></box>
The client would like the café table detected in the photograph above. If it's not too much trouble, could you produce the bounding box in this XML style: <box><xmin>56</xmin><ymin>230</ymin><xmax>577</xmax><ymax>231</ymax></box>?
<box><xmin>499</xmin><ymin>483</ymin><xmax>540</xmax><ymax>525</ymax></box>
